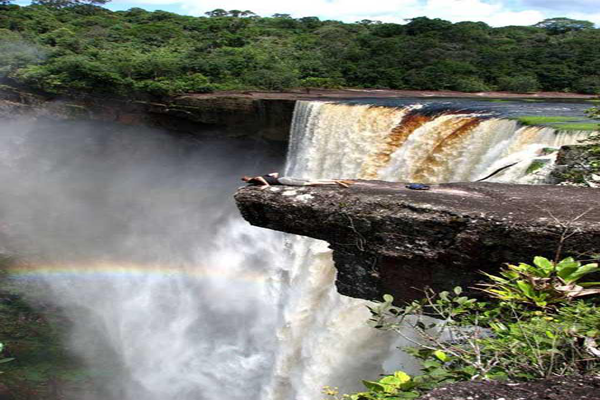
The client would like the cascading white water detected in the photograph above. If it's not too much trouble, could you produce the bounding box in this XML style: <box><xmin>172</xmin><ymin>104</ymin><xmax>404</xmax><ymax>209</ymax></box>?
<box><xmin>0</xmin><ymin>119</ymin><xmax>289</xmax><ymax>400</ymax></box>
<box><xmin>0</xmin><ymin>101</ymin><xmax>593</xmax><ymax>400</ymax></box>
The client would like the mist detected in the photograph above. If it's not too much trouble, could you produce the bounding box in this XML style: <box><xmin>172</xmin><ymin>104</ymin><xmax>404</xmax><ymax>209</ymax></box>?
<box><xmin>0</xmin><ymin>117</ymin><xmax>288</xmax><ymax>400</ymax></box>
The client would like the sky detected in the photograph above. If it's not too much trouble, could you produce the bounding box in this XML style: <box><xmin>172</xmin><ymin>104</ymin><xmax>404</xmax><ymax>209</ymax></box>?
<box><xmin>16</xmin><ymin>0</ymin><xmax>600</xmax><ymax>26</ymax></box>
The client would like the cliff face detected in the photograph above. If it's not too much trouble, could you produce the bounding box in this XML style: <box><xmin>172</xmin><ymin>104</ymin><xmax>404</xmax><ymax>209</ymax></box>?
<box><xmin>0</xmin><ymin>85</ymin><xmax>296</xmax><ymax>141</ymax></box>
<box><xmin>235</xmin><ymin>180</ymin><xmax>600</xmax><ymax>303</ymax></box>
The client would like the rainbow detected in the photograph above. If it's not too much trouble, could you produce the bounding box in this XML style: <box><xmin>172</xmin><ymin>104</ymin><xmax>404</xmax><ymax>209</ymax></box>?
<box><xmin>8</xmin><ymin>261</ymin><xmax>269</xmax><ymax>283</ymax></box>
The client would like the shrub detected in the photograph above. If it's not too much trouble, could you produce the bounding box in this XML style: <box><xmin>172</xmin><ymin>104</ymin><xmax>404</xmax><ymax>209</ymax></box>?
<box><xmin>451</xmin><ymin>77</ymin><xmax>490</xmax><ymax>93</ymax></box>
<box><xmin>134</xmin><ymin>73</ymin><xmax>214</xmax><ymax>97</ymax></box>
<box><xmin>12</xmin><ymin>55</ymin><xmax>129</xmax><ymax>94</ymax></box>
<box><xmin>481</xmin><ymin>256</ymin><xmax>600</xmax><ymax>308</ymax></box>
<box><xmin>0</xmin><ymin>31</ymin><xmax>46</xmax><ymax>78</ymax></box>
<box><xmin>300</xmin><ymin>77</ymin><xmax>345</xmax><ymax>89</ymax></box>
<box><xmin>327</xmin><ymin>257</ymin><xmax>600</xmax><ymax>400</ymax></box>
<box><xmin>575</xmin><ymin>76</ymin><xmax>600</xmax><ymax>95</ymax></box>
<box><xmin>497</xmin><ymin>75</ymin><xmax>540</xmax><ymax>93</ymax></box>
<box><xmin>243</xmin><ymin>67</ymin><xmax>300</xmax><ymax>91</ymax></box>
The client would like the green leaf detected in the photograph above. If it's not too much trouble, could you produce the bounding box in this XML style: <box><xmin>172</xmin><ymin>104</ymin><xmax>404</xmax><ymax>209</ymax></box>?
<box><xmin>380</xmin><ymin>376</ymin><xmax>399</xmax><ymax>386</ymax></box>
<box><xmin>453</xmin><ymin>287</ymin><xmax>462</xmax><ymax>295</ymax></box>
<box><xmin>516</xmin><ymin>280</ymin><xmax>535</xmax><ymax>298</ymax></box>
<box><xmin>557</xmin><ymin>266</ymin><xmax>580</xmax><ymax>281</ymax></box>
<box><xmin>433</xmin><ymin>350</ymin><xmax>449</xmax><ymax>362</ymax></box>
<box><xmin>421</xmin><ymin>360</ymin><xmax>442</xmax><ymax>369</ymax></box>
<box><xmin>534</xmin><ymin>257</ymin><xmax>555</xmax><ymax>276</ymax></box>
<box><xmin>567</xmin><ymin>263</ymin><xmax>598</xmax><ymax>283</ymax></box>
<box><xmin>428</xmin><ymin>368</ymin><xmax>450</xmax><ymax>377</ymax></box>
<box><xmin>383</xmin><ymin>294</ymin><xmax>394</xmax><ymax>303</ymax></box>
<box><xmin>503</xmin><ymin>270</ymin><xmax>520</xmax><ymax>280</ymax></box>
<box><xmin>580</xmin><ymin>282</ymin><xmax>600</xmax><ymax>287</ymax></box>
<box><xmin>393</xmin><ymin>371</ymin><xmax>412</xmax><ymax>384</ymax></box>
<box><xmin>398</xmin><ymin>392</ymin><xmax>420</xmax><ymax>399</ymax></box>
<box><xmin>362</xmin><ymin>380</ymin><xmax>386</xmax><ymax>393</ymax></box>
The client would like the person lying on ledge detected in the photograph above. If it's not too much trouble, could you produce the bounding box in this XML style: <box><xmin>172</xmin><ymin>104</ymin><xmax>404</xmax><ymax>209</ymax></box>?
<box><xmin>242</xmin><ymin>172</ymin><xmax>353</xmax><ymax>189</ymax></box>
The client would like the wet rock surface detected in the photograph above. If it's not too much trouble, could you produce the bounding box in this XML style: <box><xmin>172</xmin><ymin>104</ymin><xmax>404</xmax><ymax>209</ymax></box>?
<box><xmin>418</xmin><ymin>375</ymin><xmax>600</xmax><ymax>400</ymax></box>
<box><xmin>235</xmin><ymin>180</ymin><xmax>600</xmax><ymax>303</ymax></box>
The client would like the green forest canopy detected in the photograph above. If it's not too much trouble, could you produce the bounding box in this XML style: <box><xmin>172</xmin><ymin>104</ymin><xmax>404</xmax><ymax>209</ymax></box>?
<box><xmin>1</xmin><ymin>2</ymin><xmax>599</xmax><ymax>98</ymax></box>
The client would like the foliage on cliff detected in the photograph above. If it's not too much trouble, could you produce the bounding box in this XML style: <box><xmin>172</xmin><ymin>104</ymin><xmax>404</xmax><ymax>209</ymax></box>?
<box><xmin>326</xmin><ymin>256</ymin><xmax>600</xmax><ymax>400</ymax></box>
<box><xmin>1</xmin><ymin>4</ymin><xmax>600</xmax><ymax>98</ymax></box>
<box><xmin>553</xmin><ymin>106</ymin><xmax>600</xmax><ymax>187</ymax></box>
<box><xmin>0</xmin><ymin>262</ymin><xmax>94</xmax><ymax>400</ymax></box>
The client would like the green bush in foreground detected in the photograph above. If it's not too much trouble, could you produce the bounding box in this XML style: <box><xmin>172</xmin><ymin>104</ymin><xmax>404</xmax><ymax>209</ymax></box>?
<box><xmin>325</xmin><ymin>256</ymin><xmax>600</xmax><ymax>400</ymax></box>
<box><xmin>481</xmin><ymin>256</ymin><xmax>600</xmax><ymax>308</ymax></box>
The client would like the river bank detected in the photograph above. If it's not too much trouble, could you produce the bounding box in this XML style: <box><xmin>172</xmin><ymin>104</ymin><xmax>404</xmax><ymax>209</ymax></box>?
<box><xmin>186</xmin><ymin>88</ymin><xmax>600</xmax><ymax>101</ymax></box>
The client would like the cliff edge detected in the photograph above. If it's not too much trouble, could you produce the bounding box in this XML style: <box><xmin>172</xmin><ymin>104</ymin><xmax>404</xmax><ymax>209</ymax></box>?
<box><xmin>235</xmin><ymin>181</ymin><xmax>600</xmax><ymax>303</ymax></box>
<box><xmin>0</xmin><ymin>84</ymin><xmax>296</xmax><ymax>141</ymax></box>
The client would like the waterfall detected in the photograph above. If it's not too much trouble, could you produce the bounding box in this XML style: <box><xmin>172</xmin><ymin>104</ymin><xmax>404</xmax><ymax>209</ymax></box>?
<box><xmin>0</xmin><ymin>102</ymin><xmax>592</xmax><ymax>400</ymax></box>
<box><xmin>287</xmin><ymin>102</ymin><xmax>590</xmax><ymax>184</ymax></box>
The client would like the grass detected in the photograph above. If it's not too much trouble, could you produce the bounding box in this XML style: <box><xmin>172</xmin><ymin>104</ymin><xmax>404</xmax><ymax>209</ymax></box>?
<box><xmin>515</xmin><ymin>116</ymin><xmax>581</xmax><ymax>125</ymax></box>
<box><xmin>526</xmin><ymin>160</ymin><xmax>548</xmax><ymax>174</ymax></box>
<box><xmin>540</xmin><ymin>147</ymin><xmax>559</xmax><ymax>155</ymax></box>
<box><xmin>513</xmin><ymin>116</ymin><xmax>599</xmax><ymax>132</ymax></box>
<box><xmin>549</xmin><ymin>123</ymin><xmax>599</xmax><ymax>131</ymax></box>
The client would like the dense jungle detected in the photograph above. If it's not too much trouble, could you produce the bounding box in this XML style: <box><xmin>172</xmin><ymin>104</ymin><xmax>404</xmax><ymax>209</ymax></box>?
<box><xmin>1</xmin><ymin>2</ymin><xmax>600</xmax><ymax>98</ymax></box>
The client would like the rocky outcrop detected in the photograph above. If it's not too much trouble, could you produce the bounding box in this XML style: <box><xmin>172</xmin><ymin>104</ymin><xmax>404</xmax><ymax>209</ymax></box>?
<box><xmin>0</xmin><ymin>85</ymin><xmax>296</xmax><ymax>141</ymax></box>
<box><xmin>235</xmin><ymin>180</ymin><xmax>600</xmax><ymax>303</ymax></box>
<box><xmin>552</xmin><ymin>144</ymin><xmax>600</xmax><ymax>187</ymax></box>
<box><xmin>418</xmin><ymin>375</ymin><xmax>600</xmax><ymax>400</ymax></box>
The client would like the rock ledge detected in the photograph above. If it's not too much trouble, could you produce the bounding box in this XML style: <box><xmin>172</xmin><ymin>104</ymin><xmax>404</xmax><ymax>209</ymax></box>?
<box><xmin>235</xmin><ymin>180</ymin><xmax>600</xmax><ymax>303</ymax></box>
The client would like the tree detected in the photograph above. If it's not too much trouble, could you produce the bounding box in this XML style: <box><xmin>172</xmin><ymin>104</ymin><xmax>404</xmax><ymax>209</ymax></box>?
<box><xmin>299</xmin><ymin>16</ymin><xmax>321</xmax><ymax>29</ymax></box>
<box><xmin>405</xmin><ymin>17</ymin><xmax>453</xmax><ymax>36</ymax></box>
<box><xmin>575</xmin><ymin>76</ymin><xmax>600</xmax><ymax>95</ymax></box>
<box><xmin>0</xmin><ymin>31</ymin><xmax>45</xmax><ymax>78</ymax></box>
<box><xmin>205</xmin><ymin>9</ymin><xmax>228</xmax><ymax>18</ymax></box>
<box><xmin>534</xmin><ymin>18</ymin><xmax>594</xmax><ymax>34</ymax></box>
<box><xmin>33</xmin><ymin>0</ymin><xmax>109</xmax><ymax>7</ymax></box>
<box><xmin>357</xmin><ymin>19</ymin><xmax>382</xmax><ymax>25</ymax></box>
<box><xmin>2</xmin><ymin>4</ymin><xmax>600</xmax><ymax>98</ymax></box>
<box><xmin>497</xmin><ymin>75</ymin><xmax>540</xmax><ymax>93</ymax></box>
<box><xmin>240</xmin><ymin>10</ymin><xmax>257</xmax><ymax>18</ymax></box>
